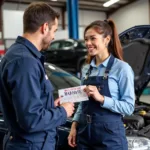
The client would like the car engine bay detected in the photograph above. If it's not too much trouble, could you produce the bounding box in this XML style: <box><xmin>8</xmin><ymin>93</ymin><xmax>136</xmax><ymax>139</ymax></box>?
<box><xmin>124</xmin><ymin>104</ymin><xmax>150</xmax><ymax>138</ymax></box>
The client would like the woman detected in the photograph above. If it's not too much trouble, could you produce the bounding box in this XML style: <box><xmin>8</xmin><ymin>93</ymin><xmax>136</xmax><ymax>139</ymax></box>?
<box><xmin>68</xmin><ymin>19</ymin><xmax>135</xmax><ymax>150</ymax></box>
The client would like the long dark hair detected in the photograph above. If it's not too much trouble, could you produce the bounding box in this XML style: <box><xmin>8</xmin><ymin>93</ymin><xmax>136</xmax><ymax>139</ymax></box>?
<box><xmin>84</xmin><ymin>19</ymin><xmax>123</xmax><ymax>64</ymax></box>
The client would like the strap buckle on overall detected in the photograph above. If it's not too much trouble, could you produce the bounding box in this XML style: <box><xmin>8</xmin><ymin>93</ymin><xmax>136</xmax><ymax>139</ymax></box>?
<box><xmin>86</xmin><ymin>114</ymin><xmax>92</xmax><ymax>123</ymax></box>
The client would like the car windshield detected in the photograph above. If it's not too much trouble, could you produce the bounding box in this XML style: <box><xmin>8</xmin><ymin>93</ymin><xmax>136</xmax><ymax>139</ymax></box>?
<box><xmin>44</xmin><ymin>63</ymin><xmax>80</xmax><ymax>99</ymax></box>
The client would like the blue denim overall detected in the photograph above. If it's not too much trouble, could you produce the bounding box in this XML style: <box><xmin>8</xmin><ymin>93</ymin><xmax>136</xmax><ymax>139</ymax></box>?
<box><xmin>77</xmin><ymin>55</ymin><xmax>128</xmax><ymax>150</ymax></box>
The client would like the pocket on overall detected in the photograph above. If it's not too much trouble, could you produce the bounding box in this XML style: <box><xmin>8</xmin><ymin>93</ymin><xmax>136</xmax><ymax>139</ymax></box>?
<box><xmin>103</xmin><ymin>121</ymin><xmax>122</xmax><ymax>146</ymax></box>
<box><xmin>91</xmin><ymin>121</ymin><xmax>122</xmax><ymax>146</ymax></box>
<box><xmin>103</xmin><ymin>122</ymin><xmax>128</xmax><ymax>150</ymax></box>
<box><xmin>104</xmin><ymin>121</ymin><xmax>120</xmax><ymax>135</ymax></box>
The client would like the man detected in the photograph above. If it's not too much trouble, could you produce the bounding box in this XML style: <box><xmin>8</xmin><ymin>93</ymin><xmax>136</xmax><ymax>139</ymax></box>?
<box><xmin>0</xmin><ymin>2</ymin><xmax>74</xmax><ymax>150</ymax></box>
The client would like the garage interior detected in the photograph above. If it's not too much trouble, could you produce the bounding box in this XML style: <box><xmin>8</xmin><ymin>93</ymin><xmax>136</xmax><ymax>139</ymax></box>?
<box><xmin>0</xmin><ymin>1</ymin><xmax>150</xmax><ymax>150</ymax></box>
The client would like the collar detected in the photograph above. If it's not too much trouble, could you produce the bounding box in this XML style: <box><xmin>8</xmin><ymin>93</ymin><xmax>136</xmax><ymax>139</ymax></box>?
<box><xmin>16</xmin><ymin>36</ymin><xmax>42</xmax><ymax>59</ymax></box>
<box><xmin>90</xmin><ymin>54</ymin><xmax>111</xmax><ymax>68</ymax></box>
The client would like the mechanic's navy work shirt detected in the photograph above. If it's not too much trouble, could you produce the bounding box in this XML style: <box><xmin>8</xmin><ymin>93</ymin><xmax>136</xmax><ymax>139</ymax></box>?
<box><xmin>0</xmin><ymin>36</ymin><xmax>67</xmax><ymax>143</ymax></box>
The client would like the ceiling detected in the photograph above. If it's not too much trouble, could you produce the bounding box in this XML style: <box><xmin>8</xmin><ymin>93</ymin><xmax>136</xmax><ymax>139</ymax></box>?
<box><xmin>4</xmin><ymin>0</ymin><xmax>139</xmax><ymax>16</ymax></box>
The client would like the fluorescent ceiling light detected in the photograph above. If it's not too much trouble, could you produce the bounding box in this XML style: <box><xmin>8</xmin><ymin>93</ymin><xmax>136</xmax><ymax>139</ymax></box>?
<box><xmin>103</xmin><ymin>0</ymin><xmax>120</xmax><ymax>7</ymax></box>
<box><xmin>51</xmin><ymin>0</ymin><xmax>57</xmax><ymax>1</ymax></box>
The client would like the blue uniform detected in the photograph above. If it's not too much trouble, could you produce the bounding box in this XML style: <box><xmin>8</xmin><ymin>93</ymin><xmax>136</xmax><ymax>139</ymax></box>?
<box><xmin>0</xmin><ymin>36</ymin><xmax>67</xmax><ymax>150</ymax></box>
<box><xmin>73</xmin><ymin>55</ymin><xmax>135</xmax><ymax>150</ymax></box>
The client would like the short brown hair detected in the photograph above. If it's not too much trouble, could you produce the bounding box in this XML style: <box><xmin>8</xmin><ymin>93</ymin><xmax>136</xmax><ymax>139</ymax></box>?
<box><xmin>23</xmin><ymin>2</ymin><xmax>60</xmax><ymax>33</ymax></box>
<box><xmin>84</xmin><ymin>19</ymin><xmax>123</xmax><ymax>63</ymax></box>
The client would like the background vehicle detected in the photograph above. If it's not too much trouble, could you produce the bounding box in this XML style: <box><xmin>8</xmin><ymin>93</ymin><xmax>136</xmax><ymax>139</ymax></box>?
<box><xmin>119</xmin><ymin>25</ymin><xmax>150</xmax><ymax>46</ymax></box>
<box><xmin>42</xmin><ymin>39</ymin><xmax>87</xmax><ymax>74</ymax></box>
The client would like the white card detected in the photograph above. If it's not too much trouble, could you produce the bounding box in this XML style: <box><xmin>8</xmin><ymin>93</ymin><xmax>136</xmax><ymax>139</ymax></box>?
<box><xmin>58</xmin><ymin>85</ymin><xmax>89</xmax><ymax>104</ymax></box>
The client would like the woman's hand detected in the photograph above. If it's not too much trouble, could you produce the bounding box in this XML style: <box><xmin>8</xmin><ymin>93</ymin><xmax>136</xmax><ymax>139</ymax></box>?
<box><xmin>84</xmin><ymin>85</ymin><xmax>104</xmax><ymax>104</ymax></box>
<box><xmin>68</xmin><ymin>122</ymin><xmax>78</xmax><ymax>147</ymax></box>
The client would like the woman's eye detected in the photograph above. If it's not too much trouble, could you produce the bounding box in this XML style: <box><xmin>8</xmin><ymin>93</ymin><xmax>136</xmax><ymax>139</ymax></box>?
<box><xmin>91</xmin><ymin>37</ymin><xmax>95</xmax><ymax>41</ymax></box>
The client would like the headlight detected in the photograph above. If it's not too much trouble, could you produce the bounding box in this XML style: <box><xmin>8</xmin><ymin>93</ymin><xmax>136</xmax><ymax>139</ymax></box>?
<box><xmin>127</xmin><ymin>137</ymin><xmax>150</xmax><ymax>150</ymax></box>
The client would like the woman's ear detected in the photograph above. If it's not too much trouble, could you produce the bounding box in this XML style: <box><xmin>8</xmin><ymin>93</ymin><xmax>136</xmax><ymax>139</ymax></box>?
<box><xmin>105</xmin><ymin>35</ymin><xmax>111</xmax><ymax>46</ymax></box>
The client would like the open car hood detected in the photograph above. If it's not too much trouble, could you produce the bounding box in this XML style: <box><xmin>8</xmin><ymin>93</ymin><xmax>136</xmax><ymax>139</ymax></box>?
<box><xmin>123</xmin><ymin>38</ymin><xmax>150</xmax><ymax>102</ymax></box>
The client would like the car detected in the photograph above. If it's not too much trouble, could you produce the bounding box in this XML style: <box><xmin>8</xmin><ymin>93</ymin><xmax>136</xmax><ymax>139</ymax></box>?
<box><xmin>0</xmin><ymin>37</ymin><xmax>150</xmax><ymax>150</ymax></box>
<box><xmin>42</xmin><ymin>39</ymin><xmax>87</xmax><ymax>74</ymax></box>
<box><xmin>119</xmin><ymin>25</ymin><xmax>150</xmax><ymax>46</ymax></box>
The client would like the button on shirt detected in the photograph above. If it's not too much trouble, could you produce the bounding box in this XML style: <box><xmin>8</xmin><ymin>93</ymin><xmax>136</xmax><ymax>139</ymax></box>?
<box><xmin>0</xmin><ymin>36</ymin><xmax>67</xmax><ymax>141</ymax></box>
<box><xmin>73</xmin><ymin>55</ymin><xmax>135</xmax><ymax>122</ymax></box>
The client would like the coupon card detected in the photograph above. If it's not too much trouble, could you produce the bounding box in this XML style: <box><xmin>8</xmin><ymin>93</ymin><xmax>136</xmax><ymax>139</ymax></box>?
<box><xmin>58</xmin><ymin>85</ymin><xmax>89</xmax><ymax>104</ymax></box>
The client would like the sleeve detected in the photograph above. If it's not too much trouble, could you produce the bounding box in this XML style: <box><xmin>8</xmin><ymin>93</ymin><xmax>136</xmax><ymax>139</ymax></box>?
<box><xmin>101</xmin><ymin>65</ymin><xmax>135</xmax><ymax>116</ymax></box>
<box><xmin>6</xmin><ymin>57</ymin><xmax>67</xmax><ymax>133</ymax></box>
<box><xmin>72</xmin><ymin>102</ymin><xmax>82</xmax><ymax>122</ymax></box>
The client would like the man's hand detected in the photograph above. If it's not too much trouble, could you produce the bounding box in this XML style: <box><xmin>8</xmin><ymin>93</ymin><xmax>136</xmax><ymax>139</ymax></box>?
<box><xmin>61</xmin><ymin>102</ymin><xmax>75</xmax><ymax>117</ymax></box>
<box><xmin>54</xmin><ymin>98</ymin><xmax>61</xmax><ymax>107</ymax></box>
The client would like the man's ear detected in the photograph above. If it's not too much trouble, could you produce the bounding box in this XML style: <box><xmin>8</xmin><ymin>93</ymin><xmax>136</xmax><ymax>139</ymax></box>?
<box><xmin>40</xmin><ymin>22</ymin><xmax>48</xmax><ymax>34</ymax></box>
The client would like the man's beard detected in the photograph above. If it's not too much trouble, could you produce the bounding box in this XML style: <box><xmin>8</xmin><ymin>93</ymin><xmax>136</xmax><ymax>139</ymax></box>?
<box><xmin>41</xmin><ymin>38</ymin><xmax>50</xmax><ymax>51</ymax></box>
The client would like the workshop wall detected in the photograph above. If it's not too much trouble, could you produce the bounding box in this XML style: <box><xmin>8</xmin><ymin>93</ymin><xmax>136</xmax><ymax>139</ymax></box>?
<box><xmin>110</xmin><ymin>0</ymin><xmax>149</xmax><ymax>33</ymax></box>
